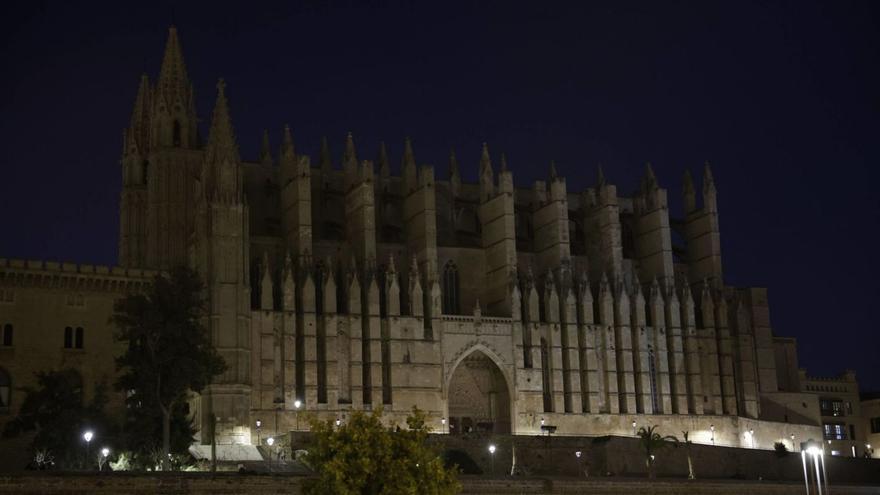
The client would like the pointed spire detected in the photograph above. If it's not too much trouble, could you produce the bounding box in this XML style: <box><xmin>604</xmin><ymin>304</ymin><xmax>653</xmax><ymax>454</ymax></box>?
<box><xmin>596</xmin><ymin>164</ymin><xmax>606</xmax><ymax>187</ymax></box>
<box><xmin>156</xmin><ymin>26</ymin><xmax>191</xmax><ymax>107</ymax></box>
<box><xmin>500</xmin><ymin>153</ymin><xmax>508</xmax><ymax>172</ymax></box>
<box><xmin>703</xmin><ymin>161</ymin><xmax>718</xmax><ymax>212</ymax></box>
<box><xmin>642</xmin><ymin>162</ymin><xmax>657</xmax><ymax>190</ymax></box>
<box><xmin>320</xmin><ymin>136</ymin><xmax>332</xmax><ymax>173</ymax></box>
<box><xmin>377</xmin><ymin>141</ymin><xmax>390</xmax><ymax>179</ymax></box>
<box><xmin>402</xmin><ymin>137</ymin><xmax>417</xmax><ymax>191</ymax></box>
<box><xmin>260</xmin><ymin>129</ymin><xmax>273</xmax><ymax>166</ymax></box>
<box><xmin>388</xmin><ymin>253</ymin><xmax>397</xmax><ymax>274</ymax></box>
<box><xmin>343</xmin><ymin>132</ymin><xmax>357</xmax><ymax>167</ymax></box>
<box><xmin>280</xmin><ymin>125</ymin><xmax>295</xmax><ymax>161</ymax></box>
<box><xmin>480</xmin><ymin>142</ymin><xmax>492</xmax><ymax>175</ymax></box>
<box><xmin>127</xmin><ymin>73</ymin><xmax>152</xmax><ymax>155</ymax></box>
<box><xmin>683</xmin><ymin>169</ymin><xmax>696</xmax><ymax>213</ymax></box>
<box><xmin>549</xmin><ymin>160</ymin><xmax>558</xmax><ymax>180</ymax></box>
<box><xmin>205</xmin><ymin>79</ymin><xmax>240</xmax><ymax>197</ymax></box>
<box><xmin>703</xmin><ymin>161</ymin><xmax>715</xmax><ymax>190</ymax></box>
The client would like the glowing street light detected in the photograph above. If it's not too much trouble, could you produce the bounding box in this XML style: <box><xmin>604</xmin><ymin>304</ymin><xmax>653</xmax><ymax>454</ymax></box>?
<box><xmin>294</xmin><ymin>399</ymin><xmax>302</xmax><ymax>430</ymax></box>
<box><xmin>83</xmin><ymin>430</ymin><xmax>94</xmax><ymax>470</ymax></box>
<box><xmin>488</xmin><ymin>444</ymin><xmax>496</xmax><ymax>475</ymax></box>
<box><xmin>335</xmin><ymin>418</ymin><xmax>342</xmax><ymax>427</ymax></box>
<box><xmin>710</xmin><ymin>424</ymin><xmax>715</xmax><ymax>445</ymax></box>
<box><xmin>99</xmin><ymin>447</ymin><xmax>110</xmax><ymax>471</ymax></box>
<box><xmin>255</xmin><ymin>419</ymin><xmax>262</xmax><ymax>444</ymax></box>
<box><xmin>632</xmin><ymin>420</ymin><xmax>637</xmax><ymax>436</ymax></box>
<box><xmin>441</xmin><ymin>417</ymin><xmax>447</xmax><ymax>434</ymax></box>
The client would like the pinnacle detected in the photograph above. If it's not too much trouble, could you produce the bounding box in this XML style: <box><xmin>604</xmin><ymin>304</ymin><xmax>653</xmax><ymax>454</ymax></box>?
<box><xmin>343</xmin><ymin>132</ymin><xmax>357</xmax><ymax>166</ymax></box>
<box><xmin>280</xmin><ymin>124</ymin><xmax>295</xmax><ymax>159</ymax></box>
<box><xmin>683</xmin><ymin>169</ymin><xmax>695</xmax><ymax>193</ymax></box>
<box><xmin>500</xmin><ymin>153</ymin><xmax>508</xmax><ymax>172</ymax></box>
<box><xmin>320</xmin><ymin>136</ymin><xmax>332</xmax><ymax>171</ymax></box>
<box><xmin>402</xmin><ymin>137</ymin><xmax>416</xmax><ymax>170</ymax></box>
<box><xmin>449</xmin><ymin>149</ymin><xmax>460</xmax><ymax>178</ymax></box>
<box><xmin>377</xmin><ymin>141</ymin><xmax>390</xmax><ymax>177</ymax></box>
<box><xmin>703</xmin><ymin>161</ymin><xmax>716</xmax><ymax>189</ymax></box>
<box><xmin>157</xmin><ymin>26</ymin><xmax>190</xmax><ymax>105</ymax></box>
<box><xmin>260</xmin><ymin>129</ymin><xmax>272</xmax><ymax>165</ymax></box>
<box><xmin>549</xmin><ymin>160</ymin><xmax>558</xmax><ymax>180</ymax></box>
<box><xmin>596</xmin><ymin>164</ymin><xmax>606</xmax><ymax>187</ymax></box>
<box><xmin>480</xmin><ymin>142</ymin><xmax>492</xmax><ymax>174</ymax></box>
<box><xmin>205</xmin><ymin>78</ymin><xmax>239</xmax><ymax>167</ymax></box>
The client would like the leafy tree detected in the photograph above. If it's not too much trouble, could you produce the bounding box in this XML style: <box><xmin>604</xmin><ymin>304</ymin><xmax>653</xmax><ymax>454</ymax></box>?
<box><xmin>2</xmin><ymin>369</ymin><xmax>114</xmax><ymax>469</ymax></box>
<box><xmin>304</xmin><ymin>407</ymin><xmax>460</xmax><ymax>495</ymax></box>
<box><xmin>112</xmin><ymin>266</ymin><xmax>226</xmax><ymax>471</ymax></box>
<box><xmin>637</xmin><ymin>425</ymin><xmax>677</xmax><ymax>479</ymax></box>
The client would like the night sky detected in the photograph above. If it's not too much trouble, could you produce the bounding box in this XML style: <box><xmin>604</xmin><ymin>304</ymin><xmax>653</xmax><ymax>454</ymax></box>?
<box><xmin>2</xmin><ymin>1</ymin><xmax>878</xmax><ymax>390</ymax></box>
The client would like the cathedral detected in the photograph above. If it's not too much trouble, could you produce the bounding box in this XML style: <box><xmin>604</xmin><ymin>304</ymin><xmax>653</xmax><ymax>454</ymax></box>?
<box><xmin>6</xmin><ymin>26</ymin><xmax>864</xmax><ymax>457</ymax></box>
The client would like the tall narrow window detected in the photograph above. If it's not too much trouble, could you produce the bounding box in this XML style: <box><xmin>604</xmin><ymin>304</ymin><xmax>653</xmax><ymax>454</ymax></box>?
<box><xmin>75</xmin><ymin>327</ymin><xmax>84</xmax><ymax>349</ymax></box>
<box><xmin>541</xmin><ymin>337</ymin><xmax>553</xmax><ymax>412</ymax></box>
<box><xmin>442</xmin><ymin>261</ymin><xmax>460</xmax><ymax>314</ymax></box>
<box><xmin>172</xmin><ymin>120</ymin><xmax>182</xmax><ymax>147</ymax></box>
<box><xmin>64</xmin><ymin>327</ymin><xmax>73</xmax><ymax>349</ymax></box>
<box><xmin>0</xmin><ymin>368</ymin><xmax>10</xmax><ymax>410</ymax></box>
<box><xmin>1</xmin><ymin>324</ymin><xmax>11</xmax><ymax>346</ymax></box>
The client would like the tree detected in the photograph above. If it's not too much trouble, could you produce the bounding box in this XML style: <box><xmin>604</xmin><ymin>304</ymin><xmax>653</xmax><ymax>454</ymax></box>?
<box><xmin>304</xmin><ymin>407</ymin><xmax>460</xmax><ymax>495</ymax></box>
<box><xmin>2</xmin><ymin>369</ymin><xmax>114</xmax><ymax>469</ymax></box>
<box><xmin>681</xmin><ymin>430</ymin><xmax>695</xmax><ymax>480</ymax></box>
<box><xmin>112</xmin><ymin>266</ymin><xmax>226</xmax><ymax>471</ymax></box>
<box><xmin>637</xmin><ymin>425</ymin><xmax>677</xmax><ymax>479</ymax></box>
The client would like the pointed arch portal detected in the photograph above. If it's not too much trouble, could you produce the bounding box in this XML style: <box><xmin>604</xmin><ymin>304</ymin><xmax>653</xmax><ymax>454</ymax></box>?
<box><xmin>447</xmin><ymin>350</ymin><xmax>511</xmax><ymax>434</ymax></box>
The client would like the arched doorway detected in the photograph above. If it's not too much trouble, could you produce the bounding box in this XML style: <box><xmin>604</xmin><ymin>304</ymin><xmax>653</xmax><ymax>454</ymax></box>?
<box><xmin>447</xmin><ymin>350</ymin><xmax>511</xmax><ymax>434</ymax></box>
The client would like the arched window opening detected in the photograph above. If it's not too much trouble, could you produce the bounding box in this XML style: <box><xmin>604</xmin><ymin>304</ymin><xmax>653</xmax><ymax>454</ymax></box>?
<box><xmin>64</xmin><ymin>327</ymin><xmax>73</xmax><ymax>349</ymax></box>
<box><xmin>172</xmin><ymin>120</ymin><xmax>182</xmax><ymax>147</ymax></box>
<box><xmin>315</xmin><ymin>262</ymin><xmax>325</xmax><ymax>315</ymax></box>
<box><xmin>0</xmin><ymin>368</ymin><xmax>10</xmax><ymax>410</ymax></box>
<box><xmin>442</xmin><ymin>261</ymin><xmax>460</xmax><ymax>315</ymax></box>
<box><xmin>541</xmin><ymin>338</ymin><xmax>553</xmax><ymax>412</ymax></box>
<box><xmin>377</xmin><ymin>266</ymin><xmax>387</xmax><ymax>318</ymax></box>
<box><xmin>75</xmin><ymin>327</ymin><xmax>84</xmax><ymax>349</ymax></box>
<box><xmin>1</xmin><ymin>324</ymin><xmax>11</xmax><ymax>347</ymax></box>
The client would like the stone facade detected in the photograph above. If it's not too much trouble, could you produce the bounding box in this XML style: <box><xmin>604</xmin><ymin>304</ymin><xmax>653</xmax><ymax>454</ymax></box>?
<box><xmin>0</xmin><ymin>26</ymin><xmax>864</xmax><ymax>453</ymax></box>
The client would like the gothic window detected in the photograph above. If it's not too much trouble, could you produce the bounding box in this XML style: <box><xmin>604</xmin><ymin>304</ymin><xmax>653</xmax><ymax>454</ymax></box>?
<box><xmin>173</xmin><ymin>120</ymin><xmax>182</xmax><ymax>147</ymax></box>
<box><xmin>648</xmin><ymin>347</ymin><xmax>659</xmax><ymax>413</ymax></box>
<box><xmin>1</xmin><ymin>324</ymin><xmax>11</xmax><ymax>346</ymax></box>
<box><xmin>315</xmin><ymin>262</ymin><xmax>325</xmax><ymax>315</ymax></box>
<box><xmin>0</xmin><ymin>368</ymin><xmax>10</xmax><ymax>411</ymax></box>
<box><xmin>442</xmin><ymin>261</ymin><xmax>460</xmax><ymax>315</ymax></box>
<box><xmin>541</xmin><ymin>338</ymin><xmax>553</xmax><ymax>412</ymax></box>
<box><xmin>75</xmin><ymin>327</ymin><xmax>84</xmax><ymax>349</ymax></box>
<box><xmin>64</xmin><ymin>327</ymin><xmax>73</xmax><ymax>349</ymax></box>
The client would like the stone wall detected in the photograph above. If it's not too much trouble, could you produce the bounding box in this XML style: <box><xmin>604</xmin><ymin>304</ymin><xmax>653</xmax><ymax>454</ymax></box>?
<box><xmin>1</xmin><ymin>474</ymin><xmax>878</xmax><ymax>495</ymax></box>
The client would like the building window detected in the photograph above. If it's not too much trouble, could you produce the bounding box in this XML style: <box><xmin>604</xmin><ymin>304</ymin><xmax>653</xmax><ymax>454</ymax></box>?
<box><xmin>648</xmin><ymin>347</ymin><xmax>659</xmax><ymax>413</ymax></box>
<box><xmin>870</xmin><ymin>417</ymin><xmax>880</xmax><ymax>434</ymax></box>
<box><xmin>173</xmin><ymin>120</ymin><xmax>181</xmax><ymax>147</ymax></box>
<box><xmin>75</xmin><ymin>327</ymin><xmax>84</xmax><ymax>349</ymax></box>
<box><xmin>820</xmin><ymin>398</ymin><xmax>845</xmax><ymax>417</ymax></box>
<box><xmin>64</xmin><ymin>327</ymin><xmax>73</xmax><ymax>348</ymax></box>
<box><xmin>1</xmin><ymin>324</ymin><xmax>11</xmax><ymax>347</ymax></box>
<box><xmin>442</xmin><ymin>261</ymin><xmax>460</xmax><ymax>315</ymax></box>
<box><xmin>0</xmin><ymin>368</ymin><xmax>10</xmax><ymax>411</ymax></box>
<box><xmin>823</xmin><ymin>423</ymin><xmax>846</xmax><ymax>440</ymax></box>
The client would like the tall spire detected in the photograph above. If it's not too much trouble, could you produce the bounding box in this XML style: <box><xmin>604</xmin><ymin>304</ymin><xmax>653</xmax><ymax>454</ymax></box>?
<box><xmin>280</xmin><ymin>125</ymin><xmax>295</xmax><ymax>161</ymax></box>
<box><xmin>479</xmin><ymin>142</ymin><xmax>494</xmax><ymax>203</ymax></box>
<box><xmin>448</xmin><ymin>149</ymin><xmax>460</xmax><ymax>179</ymax></box>
<box><xmin>127</xmin><ymin>73</ymin><xmax>152</xmax><ymax>156</ymax></box>
<box><xmin>480</xmin><ymin>142</ymin><xmax>492</xmax><ymax>175</ymax></box>
<box><xmin>500</xmin><ymin>152</ymin><xmax>508</xmax><ymax>172</ymax></box>
<box><xmin>280</xmin><ymin>124</ymin><xmax>296</xmax><ymax>184</ymax></box>
<box><xmin>402</xmin><ymin>137</ymin><xmax>417</xmax><ymax>192</ymax></box>
<box><xmin>260</xmin><ymin>129</ymin><xmax>273</xmax><ymax>166</ymax></box>
<box><xmin>549</xmin><ymin>160</ymin><xmax>558</xmax><ymax>180</ymax></box>
<box><xmin>703</xmin><ymin>161</ymin><xmax>717</xmax><ymax>212</ymax></box>
<box><xmin>320</xmin><ymin>136</ymin><xmax>332</xmax><ymax>175</ymax></box>
<box><xmin>377</xmin><ymin>141</ymin><xmax>390</xmax><ymax>179</ymax></box>
<box><xmin>156</xmin><ymin>25</ymin><xmax>192</xmax><ymax>111</ymax></box>
<box><xmin>642</xmin><ymin>162</ymin><xmax>658</xmax><ymax>191</ymax></box>
<box><xmin>596</xmin><ymin>164</ymin><xmax>606</xmax><ymax>187</ymax></box>
<box><xmin>204</xmin><ymin>79</ymin><xmax>241</xmax><ymax>197</ymax></box>
<box><xmin>343</xmin><ymin>132</ymin><xmax>359</xmax><ymax>189</ymax></box>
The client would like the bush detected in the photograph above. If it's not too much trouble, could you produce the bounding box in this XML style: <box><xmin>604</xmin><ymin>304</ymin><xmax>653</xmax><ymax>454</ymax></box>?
<box><xmin>773</xmin><ymin>442</ymin><xmax>788</xmax><ymax>457</ymax></box>
<box><xmin>443</xmin><ymin>449</ymin><xmax>482</xmax><ymax>475</ymax></box>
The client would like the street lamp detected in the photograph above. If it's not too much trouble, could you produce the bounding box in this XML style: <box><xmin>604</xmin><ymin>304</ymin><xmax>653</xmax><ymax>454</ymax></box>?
<box><xmin>746</xmin><ymin>429</ymin><xmax>755</xmax><ymax>448</ymax></box>
<box><xmin>710</xmin><ymin>424</ymin><xmax>715</xmax><ymax>445</ymax></box>
<box><xmin>488</xmin><ymin>444</ymin><xmax>496</xmax><ymax>476</ymax></box>
<box><xmin>790</xmin><ymin>433</ymin><xmax>796</xmax><ymax>452</ymax></box>
<box><xmin>632</xmin><ymin>420</ymin><xmax>637</xmax><ymax>436</ymax></box>
<box><xmin>267</xmin><ymin>437</ymin><xmax>275</xmax><ymax>472</ymax></box>
<box><xmin>335</xmin><ymin>418</ymin><xmax>342</xmax><ymax>427</ymax></box>
<box><xmin>83</xmin><ymin>430</ymin><xmax>94</xmax><ymax>470</ymax></box>
<box><xmin>99</xmin><ymin>447</ymin><xmax>110</xmax><ymax>471</ymax></box>
<box><xmin>575</xmin><ymin>450</ymin><xmax>585</xmax><ymax>478</ymax></box>
<box><xmin>441</xmin><ymin>417</ymin><xmax>447</xmax><ymax>434</ymax></box>
<box><xmin>294</xmin><ymin>399</ymin><xmax>302</xmax><ymax>431</ymax></box>
<box><xmin>255</xmin><ymin>419</ymin><xmax>262</xmax><ymax>445</ymax></box>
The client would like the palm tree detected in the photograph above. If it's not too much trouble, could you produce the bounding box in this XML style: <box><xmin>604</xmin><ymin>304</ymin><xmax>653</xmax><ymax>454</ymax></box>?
<box><xmin>637</xmin><ymin>426</ymin><xmax>678</xmax><ymax>478</ymax></box>
<box><xmin>681</xmin><ymin>430</ymin><xmax>695</xmax><ymax>479</ymax></box>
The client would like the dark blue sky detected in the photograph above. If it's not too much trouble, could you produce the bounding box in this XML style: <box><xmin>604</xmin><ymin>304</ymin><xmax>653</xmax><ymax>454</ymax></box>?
<box><xmin>1</xmin><ymin>1</ymin><xmax>878</xmax><ymax>390</ymax></box>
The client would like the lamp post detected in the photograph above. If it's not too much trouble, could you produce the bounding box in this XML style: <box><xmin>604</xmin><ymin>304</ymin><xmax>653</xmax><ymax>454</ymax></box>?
<box><xmin>441</xmin><ymin>417</ymin><xmax>447</xmax><ymax>434</ymax></box>
<box><xmin>335</xmin><ymin>418</ymin><xmax>342</xmax><ymax>427</ymax></box>
<box><xmin>710</xmin><ymin>424</ymin><xmax>715</xmax><ymax>445</ymax></box>
<box><xmin>575</xmin><ymin>450</ymin><xmax>585</xmax><ymax>478</ymax></box>
<box><xmin>266</xmin><ymin>437</ymin><xmax>275</xmax><ymax>472</ymax></box>
<box><xmin>488</xmin><ymin>444</ymin><xmax>496</xmax><ymax>476</ymax></box>
<box><xmin>100</xmin><ymin>447</ymin><xmax>110</xmax><ymax>471</ymax></box>
<box><xmin>255</xmin><ymin>419</ymin><xmax>262</xmax><ymax>445</ymax></box>
<box><xmin>83</xmin><ymin>430</ymin><xmax>94</xmax><ymax>470</ymax></box>
<box><xmin>632</xmin><ymin>420</ymin><xmax>637</xmax><ymax>437</ymax></box>
<box><xmin>294</xmin><ymin>399</ymin><xmax>302</xmax><ymax>431</ymax></box>
<box><xmin>790</xmin><ymin>433</ymin><xmax>796</xmax><ymax>452</ymax></box>
<box><xmin>745</xmin><ymin>429</ymin><xmax>754</xmax><ymax>448</ymax></box>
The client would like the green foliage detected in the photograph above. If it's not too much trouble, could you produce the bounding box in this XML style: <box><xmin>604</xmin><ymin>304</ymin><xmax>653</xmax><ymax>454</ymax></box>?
<box><xmin>637</xmin><ymin>425</ymin><xmax>678</xmax><ymax>478</ymax></box>
<box><xmin>304</xmin><ymin>407</ymin><xmax>460</xmax><ymax>495</ymax></box>
<box><xmin>112</xmin><ymin>266</ymin><xmax>226</xmax><ymax>470</ymax></box>
<box><xmin>2</xmin><ymin>369</ymin><xmax>115</xmax><ymax>469</ymax></box>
